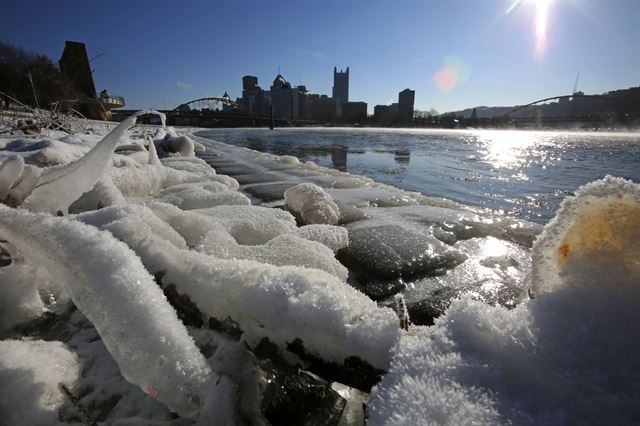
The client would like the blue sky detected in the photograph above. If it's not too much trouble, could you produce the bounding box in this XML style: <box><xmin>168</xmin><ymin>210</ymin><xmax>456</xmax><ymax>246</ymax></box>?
<box><xmin>2</xmin><ymin>0</ymin><xmax>639</xmax><ymax>113</ymax></box>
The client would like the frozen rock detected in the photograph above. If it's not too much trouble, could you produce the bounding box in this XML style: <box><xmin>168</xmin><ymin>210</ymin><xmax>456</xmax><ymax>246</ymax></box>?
<box><xmin>402</xmin><ymin>237</ymin><xmax>531</xmax><ymax>325</ymax></box>
<box><xmin>157</xmin><ymin>185</ymin><xmax>250</xmax><ymax>210</ymax></box>
<box><xmin>285</xmin><ymin>183</ymin><xmax>340</xmax><ymax>225</ymax></box>
<box><xmin>195</xmin><ymin>205</ymin><xmax>297</xmax><ymax>245</ymax></box>
<box><xmin>196</xmin><ymin>232</ymin><xmax>348</xmax><ymax>280</ymax></box>
<box><xmin>0</xmin><ymin>340</ymin><xmax>80</xmax><ymax>426</ymax></box>
<box><xmin>279</xmin><ymin>155</ymin><xmax>300</xmax><ymax>165</ymax></box>
<box><xmin>158</xmin><ymin>128</ymin><xmax>196</xmax><ymax>156</ymax></box>
<box><xmin>339</xmin><ymin>224</ymin><xmax>466</xmax><ymax>279</ymax></box>
<box><xmin>290</xmin><ymin>224</ymin><xmax>349</xmax><ymax>253</ymax></box>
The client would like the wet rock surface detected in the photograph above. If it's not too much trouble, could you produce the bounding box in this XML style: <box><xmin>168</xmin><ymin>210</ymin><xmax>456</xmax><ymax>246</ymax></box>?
<box><xmin>338</xmin><ymin>224</ymin><xmax>467</xmax><ymax>280</ymax></box>
<box><xmin>253</xmin><ymin>339</ymin><xmax>348</xmax><ymax>426</ymax></box>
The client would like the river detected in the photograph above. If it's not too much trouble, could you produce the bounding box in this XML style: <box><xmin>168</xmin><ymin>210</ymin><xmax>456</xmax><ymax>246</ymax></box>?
<box><xmin>196</xmin><ymin>127</ymin><xmax>640</xmax><ymax>223</ymax></box>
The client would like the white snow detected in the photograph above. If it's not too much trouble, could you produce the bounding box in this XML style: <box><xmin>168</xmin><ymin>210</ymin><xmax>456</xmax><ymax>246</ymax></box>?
<box><xmin>0</xmin><ymin>340</ymin><xmax>80</xmax><ymax>426</ymax></box>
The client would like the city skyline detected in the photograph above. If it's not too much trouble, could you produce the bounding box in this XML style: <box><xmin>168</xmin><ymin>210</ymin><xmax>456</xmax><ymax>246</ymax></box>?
<box><xmin>2</xmin><ymin>0</ymin><xmax>639</xmax><ymax>114</ymax></box>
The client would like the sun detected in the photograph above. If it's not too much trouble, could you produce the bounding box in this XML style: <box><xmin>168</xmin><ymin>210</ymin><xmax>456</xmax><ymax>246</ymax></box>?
<box><xmin>533</xmin><ymin>0</ymin><xmax>551</xmax><ymax>56</ymax></box>
<box><xmin>505</xmin><ymin>0</ymin><xmax>553</xmax><ymax>57</ymax></box>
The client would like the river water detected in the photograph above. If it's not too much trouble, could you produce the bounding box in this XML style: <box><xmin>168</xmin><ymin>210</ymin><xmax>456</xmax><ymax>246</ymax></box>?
<box><xmin>197</xmin><ymin>127</ymin><xmax>640</xmax><ymax>224</ymax></box>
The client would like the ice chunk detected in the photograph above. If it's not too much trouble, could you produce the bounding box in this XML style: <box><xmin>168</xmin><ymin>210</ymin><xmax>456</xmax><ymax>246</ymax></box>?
<box><xmin>0</xmin><ymin>154</ymin><xmax>24</xmax><ymax>199</ymax></box>
<box><xmin>290</xmin><ymin>224</ymin><xmax>349</xmax><ymax>253</ymax></box>
<box><xmin>22</xmin><ymin>110</ymin><xmax>157</xmax><ymax>213</ymax></box>
<box><xmin>0</xmin><ymin>340</ymin><xmax>80</xmax><ymax>426</ymax></box>
<box><xmin>0</xmin><ymin>206</ymin><xmax>215</xmax><ymax>417</ymax></box>
<box><xmin>285</xmin><ymin>183</ymin><xmax>340</xmax><ymax>225</ymax></box>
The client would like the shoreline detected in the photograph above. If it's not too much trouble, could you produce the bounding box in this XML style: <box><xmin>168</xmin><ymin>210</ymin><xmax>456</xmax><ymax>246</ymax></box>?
<box><xmin>0</xmin><ymin>116</ymin><xmax>638</xmax><ymax>425</ymax></box>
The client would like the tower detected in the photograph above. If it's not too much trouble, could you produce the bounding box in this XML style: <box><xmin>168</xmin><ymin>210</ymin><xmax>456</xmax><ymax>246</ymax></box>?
<box><xmin>398</xmin><ymin>88</ymin><xmax>415</xmax><ymax>124</ymax></box>
<box><xmin>332</xmin><ymin>66</ymin><xmax>349</xmax><ymax>116</ymax></box>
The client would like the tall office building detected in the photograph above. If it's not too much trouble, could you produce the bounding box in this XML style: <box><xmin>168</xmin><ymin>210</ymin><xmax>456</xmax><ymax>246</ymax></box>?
<box><xmin>332</xmin><ymin>66</ymin><xmax>349</xmax><ymax>116</ymax></box>
<box><xmin>398</xmin><ymin>88</ymin><xmax>415</xmax><ymax>124</ymax></box>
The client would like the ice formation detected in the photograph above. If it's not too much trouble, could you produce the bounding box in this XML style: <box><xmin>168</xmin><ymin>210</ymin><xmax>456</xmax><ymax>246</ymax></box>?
<box><xmin>75</xmin><ymin>204</ymin><xmax>400</xmax><ymax>369</ymax></box>
<box><xmin>21</xmin><ymin>113</ymin><xmax>140</xmax><ymax>213</ymax></box>
<box><xmin>368</xmin><ymin>177</ymin><xmax>640</xmax><ymax>425</ymax></box>
<box><xmin>157</xmin><ymin>127</ymin><xmax>200</xmax><ymax>156</ymax></box>
<box><xmin>0</xmin><ymin>205</ymin><xmax>219</xmax><ymax>417</ymax></box>
<box><xmin>0</xmin><ymin>340</ymin><xmax>80</xmax><ymax>426</ymax></box>
<box><xmin>285</xmin><ymin>183</ymin><xmax>341</xmax><ymax>225</ymax></box>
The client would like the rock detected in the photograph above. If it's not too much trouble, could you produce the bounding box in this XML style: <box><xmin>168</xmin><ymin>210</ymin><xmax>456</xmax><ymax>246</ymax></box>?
<box><xmin>253</xmin><ymin>339</ymin><xmax>346</xmax><ymax>426</ymax></box>
<box><xmin>339</xmin><ymin>224</ymin><xmax>466</xmax><ymax>280</ymax></box>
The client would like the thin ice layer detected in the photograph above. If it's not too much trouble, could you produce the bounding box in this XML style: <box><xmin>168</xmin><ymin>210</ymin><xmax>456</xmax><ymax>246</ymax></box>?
<box><xmin>0</xmin><ymin>205</ymin><xmax>216</xmax><ymax>417</ymax></box>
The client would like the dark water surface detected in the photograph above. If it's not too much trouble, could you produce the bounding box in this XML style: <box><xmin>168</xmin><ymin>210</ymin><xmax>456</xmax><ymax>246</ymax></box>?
<box><xmin>197</xmin><ymin>127</ymin><xmax>640</xmax><ymax>224</ymax></box>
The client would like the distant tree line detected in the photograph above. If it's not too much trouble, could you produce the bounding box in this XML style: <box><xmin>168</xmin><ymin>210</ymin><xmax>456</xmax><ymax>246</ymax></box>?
<box><xmin>0</xmin><ymin>41</ymin><xmax>80</xmax><ymax>110</ymax></box>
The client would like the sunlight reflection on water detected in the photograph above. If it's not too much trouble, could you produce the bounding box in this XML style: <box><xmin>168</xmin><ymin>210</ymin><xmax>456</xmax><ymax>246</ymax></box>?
<box><xmin>197</xmin><ymin>127</ymin><xmax>640</xmax><ymax>224</ymax></box>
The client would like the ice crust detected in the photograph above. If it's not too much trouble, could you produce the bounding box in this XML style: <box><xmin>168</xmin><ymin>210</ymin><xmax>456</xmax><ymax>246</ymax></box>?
<box><xmin>0</xmin><ymin>205</ymin><xmax>217</xmax><ymax>417</ymax></box>
<box><xmin>75</xmin><ymin>204</ymin><xmax>400</xmax><ymax>369</ymax></box>
<box><xmin>0</xmin><ymin>340</ymin><xmax>80</xmax><ymax>426</ymax></box>
<box><xmin>368</xmin><ymin>177</ymin><xmax>640</xmax><ymax>425</ymax></box>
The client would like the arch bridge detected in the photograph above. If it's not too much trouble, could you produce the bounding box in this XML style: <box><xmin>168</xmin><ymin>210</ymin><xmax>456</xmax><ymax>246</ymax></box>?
<box><xmin>502</xmin><ymin>93</ymin><xmax>625</xmax><ymax>117</ymax></box>
<box><xmin>173</xmin><ymin>96</ymin><xmax>243</xmax><ymax>112</ymax></box>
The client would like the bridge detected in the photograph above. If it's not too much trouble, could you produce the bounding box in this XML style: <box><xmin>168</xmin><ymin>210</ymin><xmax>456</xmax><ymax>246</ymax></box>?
<box><xmin>502</xmin><ymin>93</ymin><xmax>627</xmax><ymax>117</ymax></box>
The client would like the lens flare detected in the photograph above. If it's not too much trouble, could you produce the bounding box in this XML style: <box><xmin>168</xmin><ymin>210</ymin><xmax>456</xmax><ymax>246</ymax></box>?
<box><xmin>534</xmin><ymin>0</ymin><xmax>551</xmax><ymax>56</ymax></box>
<box><xmin>433</xmin><ymin>55</ymin><xmax>471</xmax><ymax>92</ymax></box>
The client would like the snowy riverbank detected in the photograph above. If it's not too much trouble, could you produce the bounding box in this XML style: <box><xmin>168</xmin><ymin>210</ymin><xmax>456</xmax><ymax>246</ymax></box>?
<box><xmin>1</xmin><ymin>113</ymin><xmax>639</xmax><ymax>425</ymax></box>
